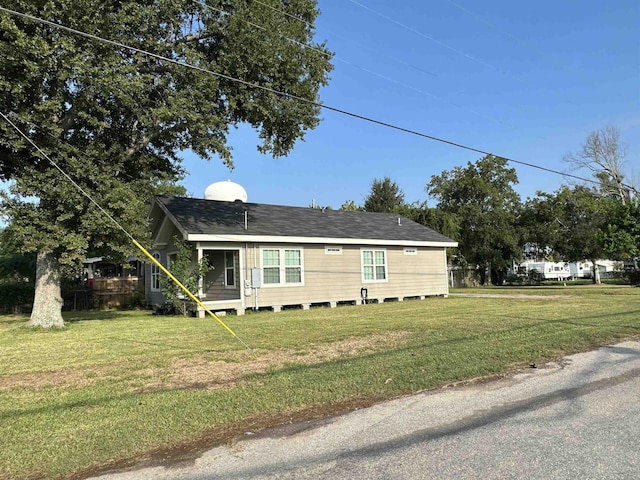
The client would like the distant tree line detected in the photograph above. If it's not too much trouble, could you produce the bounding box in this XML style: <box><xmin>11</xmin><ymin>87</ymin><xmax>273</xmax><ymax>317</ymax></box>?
<box><xmin>342</xmin><ymin>127</ymin><xmax>639</xmax><ymax>286</ymax></box>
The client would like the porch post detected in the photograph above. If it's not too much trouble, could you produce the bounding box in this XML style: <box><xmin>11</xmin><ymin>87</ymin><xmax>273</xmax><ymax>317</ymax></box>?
<box><xmin>239</xmin><ymin>245</ymin><xmax>246</xmax><ymax>311</ymax></box>
<box><xmin>196</xmin><ymin>243</ymin><xmax>204</xmax><ymax>297</ymax></box>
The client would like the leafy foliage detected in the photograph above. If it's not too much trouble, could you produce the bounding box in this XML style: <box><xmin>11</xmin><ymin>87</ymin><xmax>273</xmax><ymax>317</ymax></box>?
<box><xmin>522</xmin><ymin>186</ymin><xmax>613</xmax><ymax>283</ymax></box>
<box><xmin>160</xmin><ymin>237</ymin><xmax>212</xmax><ymax>316</ymax></box>
<box><xmin>597</xmin><ymin>200</ymin><xmax>640</xmax><ymax>260</ymax></box>
<box><xmin>0</xmin><ymin>228</ymin><xmax>35</xmax><ymax>283</ymax></box>
<box><xmin>0</xmin><ymin>0</ymin><xmax>332</xmax><ymax>325</ymax></box>
<box><xmin>426</xmin><ymin>155</ymin><xmax>521</xmax><ymax>284</ymax></box>
<box><xmin>339</xmin><ymin>200</ymin><xmax>361</xmax><ymax>211</ymax></box>
<box><xmin>397</xmin><ymin>201</ymin><xmax>460</xmax><ymax>241</ymax></box>
<box><xmin>0</xmin><ymin>281</ymin><xmax>34</xmax><ymax>313</ymax></box>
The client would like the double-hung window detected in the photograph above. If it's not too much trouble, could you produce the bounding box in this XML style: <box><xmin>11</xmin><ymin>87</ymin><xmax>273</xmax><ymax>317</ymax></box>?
<box><xmin>362</xmin><ymin>249</ymin><xmax>387</xmax><ymax>282</ymax></box>
<box><xmin>262</xmin><ymin>248</ymin><xmax>303</xmax><ymax>286</ymax></box>
<box><xmin>225</xmin><ymin>251</ymin><xmax>236</xmax><ymax>288</ymax></box>
<box><xmin>151</xmin><ymin>252</ymin><xmax>161</xmax><ymax>291</ymax></box>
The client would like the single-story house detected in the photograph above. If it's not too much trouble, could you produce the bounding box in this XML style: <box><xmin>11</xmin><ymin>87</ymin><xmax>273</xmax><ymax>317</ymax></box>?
<box><xmin>146</xmin><ymin>192</ymin><xmax>457</xmax><ymax>316</ymax></box>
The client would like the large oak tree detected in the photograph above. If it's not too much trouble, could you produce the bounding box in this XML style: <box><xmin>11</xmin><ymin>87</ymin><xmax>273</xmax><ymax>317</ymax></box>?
<box><xmin>0</xmin><ymin>0</ymin><xmax>333</xmax><ymax>327</ymax></box>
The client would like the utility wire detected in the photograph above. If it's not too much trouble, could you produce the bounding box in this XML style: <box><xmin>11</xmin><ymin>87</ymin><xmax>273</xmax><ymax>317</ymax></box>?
<box><xmin>444</xmin><ymin>0</ymin><xmax>569</xmax><ymax>71</ymax></box>
<box><xmin>242</xmin><ymin>1</ymin><xmax>583</xmax><ymax>136</ymax></box>
<box><xmin>347</xmin><ymin>0</ymin><xmax>535</xmax><ymax>89</ymax></box>
<box><xmin>198</xmin><ymin>1</ymin><xmax>511</xmax><ymax>128</ymax></box>
<box><xmin>0</xmin><ymin>6</ymin><xmax>635</xmax><ymax>193</ymax></box>
<box><xmin>253</xmin><ymin>0</ymin><xmax>440</xmax><ymax>79</ymax></box>
<box><xmin>0</xmin><ymin>111</ymin><xmax>135</xmax><ymax>240</ymax></box>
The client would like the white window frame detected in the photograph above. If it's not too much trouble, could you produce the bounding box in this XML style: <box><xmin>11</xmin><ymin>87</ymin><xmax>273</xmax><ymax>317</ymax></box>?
<box><xmin>361</xmin><ymin>248</ymin><xmax>388</xmax><ymax>283</ymax></box>
<box><xmin>151</xmin><ymin>251</ymin><xmax>161</xmax><ymax>291</ymax></box>
<box><xmin>403</xmin><ymin>247</ymin><xmax>418</xmax><ymax>256</ymax></box>
<box><xmin>224</xmin><ymin>251</ymin><xmax>236</xmax><ymax>289</ymax></box>
<box><xmin>260</xmin><ymin>247</ymin><xmax>304</xmax><ymax>287</ymax></box>
<box><xmin>325</xmin><ymin>246</ymin><xmax>343</xmax><ymax>255</ymax></box>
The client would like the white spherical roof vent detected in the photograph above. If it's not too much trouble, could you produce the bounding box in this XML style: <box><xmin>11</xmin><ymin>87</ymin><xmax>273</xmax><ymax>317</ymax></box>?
<box><xmin>204</xmin><ymin>180</ymin><xmax>248</xmax><ymax>202</ymax></box>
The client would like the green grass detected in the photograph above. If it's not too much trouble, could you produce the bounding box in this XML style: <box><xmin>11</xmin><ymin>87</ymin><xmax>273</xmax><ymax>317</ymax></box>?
<box><xmin>1</xmin><ymin>285</ymin><xmax>639</xmax><ymax>479</ymax></box>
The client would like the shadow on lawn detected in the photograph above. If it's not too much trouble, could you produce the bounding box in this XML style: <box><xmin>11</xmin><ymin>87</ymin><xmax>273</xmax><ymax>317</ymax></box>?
<box><xmin>3</xmin><ymin>309</ymin><xmax>639</xmax><ymax>421</ymax></box>
<box><xmin>63</xmin><ymin>310</ymin><xmax>146</xmax><ymax>323</ymax></box>
<box><xmin>244</xmin><ymin>308</ymin><xmax>640</xmax><ymax>382</ymax></box>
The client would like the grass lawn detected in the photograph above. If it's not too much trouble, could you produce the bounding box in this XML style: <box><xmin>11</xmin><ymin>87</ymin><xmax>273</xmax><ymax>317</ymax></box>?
<box><xmin>1</xmin><ymin>285</ymin><xmax>639</xmax><ymax>479</ymax></box>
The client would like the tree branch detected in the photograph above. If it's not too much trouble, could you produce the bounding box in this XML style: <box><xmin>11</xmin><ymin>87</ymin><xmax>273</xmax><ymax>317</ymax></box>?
<box><xmin>174</xmin><ymin>32</ymin><xmax>218</xmax><ymax>45</ymax></box>
<box><xmin>58</xmin><ymin>103</ymin><xmax>77</xmax><ymax>131</ymax></box>
<box><xmin>125</xmin><ymin>128</ymin><xmax>162</xmax><ymax>160</ymax></box>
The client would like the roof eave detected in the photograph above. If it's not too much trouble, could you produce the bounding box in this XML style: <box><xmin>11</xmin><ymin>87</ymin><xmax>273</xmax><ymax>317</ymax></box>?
<box><xmin>152</xmin><ymin>198</ymin><xmax>189</xmax><ymax>243</ymax></box>
<box><xmin>186</xmin><ymin>233</ymin><xmax>457</xmax><ymax>248</ymax></box>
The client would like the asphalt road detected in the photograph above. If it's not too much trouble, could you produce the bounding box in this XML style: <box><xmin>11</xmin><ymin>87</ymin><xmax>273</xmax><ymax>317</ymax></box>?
<box><xmin>92</xmin><ymin>341</ymin><xmax>640</xmax><ymax>480</ymax></box>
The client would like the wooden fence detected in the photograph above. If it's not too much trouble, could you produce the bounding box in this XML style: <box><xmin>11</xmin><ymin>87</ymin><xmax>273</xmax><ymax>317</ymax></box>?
<box><xmin>92</xmin><ymin>277</ymin><xmax>142</xmax><ymax>309</ymax></box>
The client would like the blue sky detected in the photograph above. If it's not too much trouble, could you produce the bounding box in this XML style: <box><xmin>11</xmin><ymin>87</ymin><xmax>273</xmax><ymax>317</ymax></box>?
<box><xmin>182</xmin><ymin>0</ymin><xmax>639</xmax><ymax>208</ymax></box>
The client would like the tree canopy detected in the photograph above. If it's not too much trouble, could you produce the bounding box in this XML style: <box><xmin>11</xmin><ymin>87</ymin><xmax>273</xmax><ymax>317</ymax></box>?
<box><xmin>523</xmin><ymin>186</ymin><xmax>614</xmax><ymax>283</ymax></box>
<box><xmin>363</xmin><ymin>177</ymin><xmax>405</xmax><ymax>213</ymax></box>
<box><xmin>563</xmin><ymin>126</ymin><xmax>637</xmax><ymax>204</ymax></box>
<box><xmin>0</xmin><ymin>0</ymin><xmax>333</xmax><ymax>327</ymax></box>
<box><xmin>426</xmin><ymin>155</ymin><xmax>521</xmax><ymax>285</ymax></box>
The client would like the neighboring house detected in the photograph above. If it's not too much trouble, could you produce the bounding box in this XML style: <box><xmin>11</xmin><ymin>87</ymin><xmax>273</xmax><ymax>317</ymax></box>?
<box><xmin>518</xmin><ymin>259</ymin><xmax>622</xmax><ymax>281</ymax></box>
<box><xmin>568</xmin><ymin>260</ymin><xmax>592</xmax><ymax>279</ymax></box>
<box><xmin>146</xmin><ymin>185</ymin><xmax>457</xmax><ymax>316</ymax></box>
<box><xmin>518</xmin><ymin>261</ymin><xmax>571</xmax><ymax>281</ymax></box>
<box><xmin>81</xmin><ymin>256</ymin><xmax>145</xmax><ymax>308</ymax></box>
<box><xmin>83</xmin><ymin>256</ymin><xmax>144</xmax><ymax>285</ymax></box>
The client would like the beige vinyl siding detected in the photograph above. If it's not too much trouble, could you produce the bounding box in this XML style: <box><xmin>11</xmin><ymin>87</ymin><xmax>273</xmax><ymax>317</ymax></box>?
<box><xmin>248</xmin><ymin>244</ymin><xmax>448</xmax><ymax>307</ymax></box>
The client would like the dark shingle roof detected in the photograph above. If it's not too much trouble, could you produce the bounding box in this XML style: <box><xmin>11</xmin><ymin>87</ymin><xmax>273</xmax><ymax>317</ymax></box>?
<box><xmin>155</xmin><ymin>196</ymin><xmax>456</xmax><ymax>244</ymax></box>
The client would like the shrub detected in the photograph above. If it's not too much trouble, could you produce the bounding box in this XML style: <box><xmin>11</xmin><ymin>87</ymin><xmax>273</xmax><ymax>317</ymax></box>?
<box><xmin>0</xmin><ymin>282</ymin><xmax>34</xmax><ymax>313</ymax></box>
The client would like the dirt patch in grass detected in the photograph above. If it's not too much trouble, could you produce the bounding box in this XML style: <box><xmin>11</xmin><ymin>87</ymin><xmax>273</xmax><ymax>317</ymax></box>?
<box><xmin>0</xmin><ymin>331</ymin><xmax>412</xmax><ymax>392</ymax></box>
<box><xmin>0</xmin><ymin>365</ymin><xmax>110</xmax><ymax>391</ymax></box>
<box><xmin>141</xmin><ymin>330</ymin><xmax>413</xmax><ymax>392</ymax></box>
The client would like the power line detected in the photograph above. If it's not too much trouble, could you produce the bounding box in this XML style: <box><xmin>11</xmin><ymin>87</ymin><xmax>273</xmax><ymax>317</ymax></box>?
<box><xmin>347</xmin><ymin>0</ymin><xmax>586</xmax><ymax>111</ymax></box>
<box><xmin>0</xmin><ymin>6</ymin><xmax>633</xmax><ymax>192</ymax></box>
<box><xmin>444</xmin><ymin>0</ymin><xmax>570</xmax><ymax>71</ymax></box>
<box><xmin>347</xmin><ymin>0</ymin><xmax>534</xmax><ymax>89</ymax></box>
<box><xmin>252</xmin><ymin>0</ymin><xmax>315</xmax><ymax>30</ymax></box>
<box><xmin>0</xmin><ymin>112</ymin><xmax>134</xmax><ymax>240</ymax></box>
<box><xmin>254</xmin><ymin>0</ymin><xmax>440</xmax><ymax>79</ymax></box>
<box><xmin>198</xmin><ymin>1</ymin><xmax>510</xmax><ymax>127</ymax></box>
<box><xmin>250</xmin><ymin>0</ymin><xmax>578</xmax><ymax>135</ymax></box>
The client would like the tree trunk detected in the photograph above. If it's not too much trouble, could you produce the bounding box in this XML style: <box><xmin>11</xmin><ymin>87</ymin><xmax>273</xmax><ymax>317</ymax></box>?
<box><xmin>591</xmin><ymin>259</ymin><xmax>602</xmax><ymax>285</ymax></box>
<box><xmin>26</xmin><ymin>251</ymin><xmax>65</xmax><ymax>328</ymax></box>
<box><xmin>478</xmin><ymin>267</ymin><xmax>487</xmax><ymax>285</ymax></box>
<box><xmin>490</xmin><ymin>267</ymin><xmax>506</xmax><ymax>286</ymax></box>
